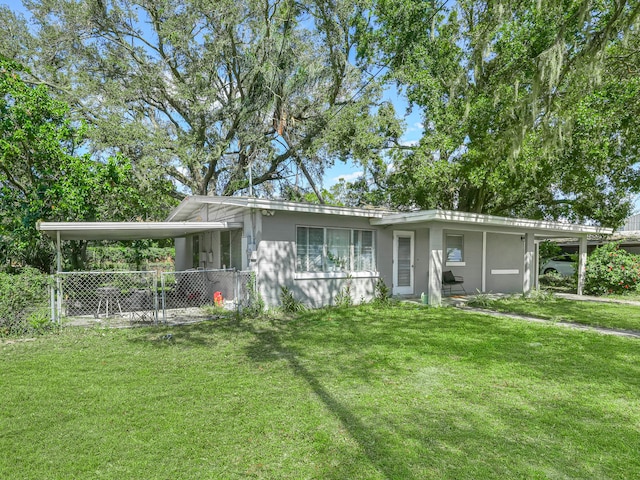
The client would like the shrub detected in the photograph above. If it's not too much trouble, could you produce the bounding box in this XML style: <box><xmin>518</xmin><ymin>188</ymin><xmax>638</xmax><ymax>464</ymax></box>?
<box><xmin>525</xmin><ymin>288</ymin><xmax>556</xmax><ymax>302</ymax></box>
<box><xmin>280</xmin><ymin>287</ymin><xmax>306</xmax><ymax>313</ymax></box>
<box><xmin>243</xmin><ymin>272</ymin><xmax>265</xmax><ymax>317</ymax></box>
<box><xmin>334</xmin><ymin>275</ymin><xmax>353</xmax><ymax>308</ymax></box>
<box><xmin>374</xmin><ymin>278</ymin><xmax>391</xmax><ymax>305</ymax></box>
<box><xmin>0</xmin><ymin>267</ymin><xmax>53</xmax><ymax>336</ymax></box>
<box><xmin>539</xmin><ymin>270</ymin><xmax>575</xmax><ymax>291</ymax></box>
<box><xmin>583</xmin><ymin>242</ymin><xmax>640</xmax><ymax>296</ymax></box>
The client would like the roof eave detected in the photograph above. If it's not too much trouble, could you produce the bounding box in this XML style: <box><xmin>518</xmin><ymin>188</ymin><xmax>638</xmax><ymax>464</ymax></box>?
<box><xmin>37</xmin><ymin>221</ymin><xmax>243</xmax><ymax>241</ymax></box>
<box><xmin>371</xmin><ymin>210</ymin><xmax>613</xmax><ymax>236</ymax></box>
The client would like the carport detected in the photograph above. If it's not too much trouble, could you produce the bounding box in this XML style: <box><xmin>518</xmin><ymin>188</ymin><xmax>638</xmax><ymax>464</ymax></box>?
<box><xmin>37</xmin><ymin>220</ymin><xmax>248</xmax><ymax>324</ymax></box>
<box><xmin>37</xmin><ymin>220</ymin><xmax>242</xmax><ymax>272</ymax></box>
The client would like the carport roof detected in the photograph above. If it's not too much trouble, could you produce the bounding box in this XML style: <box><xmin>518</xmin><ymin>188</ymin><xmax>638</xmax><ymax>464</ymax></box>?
<box><xmin>37</xmin><ymin>221</ymin><xmax>243</xmax><ymax>241</ymax></box>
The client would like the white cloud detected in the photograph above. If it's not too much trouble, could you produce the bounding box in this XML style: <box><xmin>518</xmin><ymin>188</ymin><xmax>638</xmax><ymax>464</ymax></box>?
<box><xmin>331</xmin><ymin>171</ymin><xmax>363</xmax><ymax>183</ymax></box>
<box><xmin>399</xmin><ymin>139</ymin><xmax>419</xmax><ymax>147</ymax></box>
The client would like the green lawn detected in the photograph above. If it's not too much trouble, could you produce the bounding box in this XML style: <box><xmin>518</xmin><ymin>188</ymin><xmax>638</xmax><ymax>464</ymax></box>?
<box><xmin>473</xmin><ymin>295</ymin><xmax>640</xmax><ymax>331</ymax></box>
<box><xmin>2</xmin><ymin>304</ymin><xmax>639</xmax><ymax>479</ymax></box>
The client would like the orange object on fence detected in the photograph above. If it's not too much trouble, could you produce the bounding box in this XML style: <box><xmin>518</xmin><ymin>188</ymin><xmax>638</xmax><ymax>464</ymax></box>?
<box><xmin>213</xmin><ymin>291</ymin><xmax>224</xmax><ymax>307</ymax></box>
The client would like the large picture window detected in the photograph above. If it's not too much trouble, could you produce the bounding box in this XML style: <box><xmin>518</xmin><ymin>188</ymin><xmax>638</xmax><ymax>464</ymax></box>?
<box><xmin>296</xmin><ymin>226</ymin><xmax>376</xmax><ymax>273</ymax></box>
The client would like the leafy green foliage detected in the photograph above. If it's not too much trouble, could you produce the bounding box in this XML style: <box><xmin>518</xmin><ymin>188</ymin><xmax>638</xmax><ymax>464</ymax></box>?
<box><xmin>3</xmin><ymin>0</ymin><xmax>398</xmax><ymax>201</ymax></box>
<box><xmin>584</xmin><ymin>242</ymin><xmax>640</xmax><ymax>296</ymax></box>
<box><xmin>538</xmin><ymin>241</ymin><xmax>563</xmax><ymax>264</ymax></box>
<box><xmin>0</xmin><ymin>57</ymin><xmax>175</xmax><ymax>271</ymax></box>
<box><xmin>362</xmin><ymin>0</ymin><xmax>640</xmax><ymax>226</ymax></box>
<box><xmin>86</xmin><ymin>244</ymin><xmax>175</xmax><ymax>271</ymax></box>
<box><xmin>374</xmin><ymin>277</ymin><xmax>391</xmax><ymax>305</ymax></box>
<box><xmin>0</xmin><ymin>267</ymin><xmax>52</xmax><ymax>336</ymax></box>
<box><xmin>243</xmin><ymin>272</ymin><xmax>265</xmax><ymax>317</ymax></box>
<box><xmin>334</xmin><ymin>275</ymin><xmax>354</xmax><ymax>308</ymax></box>
<box><xmin>279</xmin><ymin>286</ymin><xmax>306</xmax><ymax>313</ymax></box>
<box><xmin>539</xmin><ymin>270</ymin><xmax>576</xmax><ymax>293</ymax></box>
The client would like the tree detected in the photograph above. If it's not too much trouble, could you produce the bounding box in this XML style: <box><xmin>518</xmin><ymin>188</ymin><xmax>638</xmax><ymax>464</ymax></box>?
<box><xmin>0</xmin><ymin>57</ymin><xmax>173</xmax><ymax>271</ymax></box>
<box><xmin>1</xmin><ymin>0</ymin><xmax>399</xmax><ymax>201</ymax></box>
<box><xmin>362</xmin><ymin>0</ymin><xmax>640</xmax><ymax>226</ymax></box>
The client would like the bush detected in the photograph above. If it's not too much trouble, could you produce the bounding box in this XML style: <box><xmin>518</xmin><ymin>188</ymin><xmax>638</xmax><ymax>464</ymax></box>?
<box><xmin>583</xmin><ymin>242</ymin><xmax>640</xmax><ymax>296</ymax></box>
<box><xmin>280</xmin><ymin>287</ymin><xmax>306</xmax><ymax>313</ymax></box>
<box><xmin>334</xmin><ymin>275</ymin><xmax>353</xmax><ymax>308</ymax></box>
<box><xmin>374</xmin><ymin>278</ymin><xmax>391</xmax><ymax>305</ymax></box>
<box><xmin>0</xmin><ymin>267</ymin><xmax>52</xmax><ymax>336</ymax></box>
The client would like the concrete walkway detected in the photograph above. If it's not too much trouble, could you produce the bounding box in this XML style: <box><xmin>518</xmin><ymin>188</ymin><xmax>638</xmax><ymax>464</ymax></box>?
<box><xmin>443</xmin><ymin>293</ymin><xmax>640</xmax><ymax>339</ymax></box>
<box><xmin>555</xmin><ymin>292</ymin><xmax>640</xmax><ymax>306</ymax></box>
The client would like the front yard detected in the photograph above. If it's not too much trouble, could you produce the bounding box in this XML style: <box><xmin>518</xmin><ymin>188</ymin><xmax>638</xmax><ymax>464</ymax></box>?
<box><xmin>1</xmin><ymin>303</ymin><xmax>639</xmax><ymax>479</ymax></box>
<box><xmin>471</xmin><ymin>294</ymin><xmax>640</xmax><ymax>332</ymax></box>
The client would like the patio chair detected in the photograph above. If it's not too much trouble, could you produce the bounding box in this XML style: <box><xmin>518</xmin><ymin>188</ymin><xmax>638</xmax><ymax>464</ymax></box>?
<box><xmin>442</xmin><ymin>270</ymin><xmax>466</xmax><ymax>295</ymax></box>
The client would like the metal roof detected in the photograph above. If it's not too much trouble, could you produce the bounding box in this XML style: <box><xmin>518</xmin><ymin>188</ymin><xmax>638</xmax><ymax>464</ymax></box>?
<box><xmin>166</xmin><ymin>195</ymin><xmax>392</xmax><ymax>222</ymax></box>
<box><xmin>38</xmin><ymin>197</ymin><xmax>613</xmax><ymax>241</ymax></box>
<box><xmin>370</xmin><ymin>210</ymin><xmax>613</xmax><ymax>236</ymax></box>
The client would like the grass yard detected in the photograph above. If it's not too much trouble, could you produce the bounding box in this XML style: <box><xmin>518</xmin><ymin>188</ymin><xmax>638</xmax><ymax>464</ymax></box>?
<box><xmin>473</xmin><ymin>295</ymin><xmax>640</xmax><ymax>332</ymax></box>
<box><xmin>1</xmin><ymin>303</ymin><xmax>639</xmax><ymax>479</ymax></box>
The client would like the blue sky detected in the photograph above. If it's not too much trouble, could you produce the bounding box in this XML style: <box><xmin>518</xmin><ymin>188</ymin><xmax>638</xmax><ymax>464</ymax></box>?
<box><xmin>323</xmin><ymin>89</ymin><xmax>424</xmax><ymax>188</ymax></box>
<box><xmin>5</xmin><ymin>0</ymin><xmax>423</xmax><ymax>191</ymax></box>
<box><xmin>6</xmin><ymin>0</ymin><xmax>637</xmax><ymax>213</ymax></box>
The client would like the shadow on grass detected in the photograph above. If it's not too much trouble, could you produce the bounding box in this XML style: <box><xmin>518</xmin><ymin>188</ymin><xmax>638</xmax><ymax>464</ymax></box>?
<box><xmin>123</xmin><ymin>303</ymin><xmax>640</xmax><ymax>477</ymax></box>
<box><xmin>242</xmin><ymin>314</ymin><xmax>417</xmax><ymax>479</ymax></box>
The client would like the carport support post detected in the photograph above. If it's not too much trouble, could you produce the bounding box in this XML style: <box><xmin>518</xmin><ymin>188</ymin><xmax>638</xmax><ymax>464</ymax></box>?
<box><xmin>523</xmin><ymin>232</ymin><xmax>535</xmax><ymax>295</ymax></box>
<box><xmin>428</xmin><ymin>226</ymin><xmax>443</xmax><ymax>306</ymax></box>
<box><xmin>55</xmin><ymin>230</ymin><xmax>63</xmax><ymax>321</ymax></box>
<box><xmin>56</xmin><ymin>230</ymin><xmax>62</xmax><ymax>273</ymax></box>
<box><xmin>577</xmin><ymin>235</ymin><xmax>587</xmax><ymax>295</ymax></box>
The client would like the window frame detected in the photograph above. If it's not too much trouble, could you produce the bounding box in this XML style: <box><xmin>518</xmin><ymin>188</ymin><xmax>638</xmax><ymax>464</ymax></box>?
<box><xmin>296</xmin><ymin>225</ymin><xmax>377</xmax><ymax>275</ymax></box>
<box><xmin>445</xmin><ymin>233</ymin><xmax>466</xmax><ymax>266</ymax></box>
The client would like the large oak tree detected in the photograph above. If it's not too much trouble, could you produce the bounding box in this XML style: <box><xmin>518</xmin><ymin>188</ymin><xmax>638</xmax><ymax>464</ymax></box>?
<box><xmin>363</xmin><ymin>0</ymin><xmax>640</xmax><ymax>226</ymax></box>
<box><xmin>1</xmin><ymin>0</ymin><xmax>399</xmax><ymax>201</ymax></box>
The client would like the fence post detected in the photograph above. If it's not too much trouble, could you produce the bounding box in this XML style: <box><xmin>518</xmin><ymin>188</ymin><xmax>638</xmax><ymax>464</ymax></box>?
<box><xmin>152</xmin><ymin>271</ymin><xmax>159</xmax><ymax>325</ymax></box>
<box><xmin>56</xmin><ymin>274</ymin><xmax>63</xmax><ymax>322</ymax></box>
<box><xmin>49</xmin><ymin>280</ymin><xmax>56</xmax><ymax>324</ymax></box>
<box><xmin>235</xmin><ymin>270</ymin><xmax>240</xmax><ymax>316</ymax></box>
<box><xmin>161</xmin><ymin>272</ymin><xmax>166</xmax><ymax>324</ymax></box>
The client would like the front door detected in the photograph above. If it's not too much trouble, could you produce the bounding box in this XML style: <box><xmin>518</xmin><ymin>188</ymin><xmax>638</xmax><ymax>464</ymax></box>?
<box><xmin>393</xmin><ymin>231</ymin><xmax>414</xmax><ymax>295</ymax></box>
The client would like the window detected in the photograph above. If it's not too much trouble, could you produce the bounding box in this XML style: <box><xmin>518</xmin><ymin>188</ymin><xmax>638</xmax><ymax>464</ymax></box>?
<box><xmin>446</xmin><ymin>234</ymin><xmax>464</xmax><ymax>264</ymax></box>
<box><xmin>296</xmin><ymin>226</ymin><xmax>376</xmax><ymax>273</ymax></box>
<box><xmin>220</xmin><ymin>230</ymin><xmax>242</xmax><ymax>269</ymax></box>
<box><xmin>353</xmin><ymin>230</ymin><xmax>374</xmax><ymax>271</ymax></box>
<box><xmin>296</xmin><ymin>227</ymin><xmax>324</xmax><ymax>272</ymax></box>
<box><xmin>192</xmin><ymin>235</ymin><xmax>200</xmax><ymax>268</ymax></box>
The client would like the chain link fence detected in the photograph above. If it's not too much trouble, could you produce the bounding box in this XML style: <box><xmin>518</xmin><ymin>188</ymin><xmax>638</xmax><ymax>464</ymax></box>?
<box><xmin>53</xmin><ymin>271</ymin><xmax>159</xmax><ymax>325</ymax></box>
<box><xmin>160</xmin><ymin>269</ymin><xmax>255</xmax><ymax>322</ymax></box>
<box><xmin>51</xmin><ymin>269</ymin><xmax>257</xmax><ymax>326</ymax></box>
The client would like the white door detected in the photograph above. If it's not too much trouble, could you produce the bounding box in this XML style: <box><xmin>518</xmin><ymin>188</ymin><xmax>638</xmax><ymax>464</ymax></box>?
<box><xmin>393</xmin><ymin>231</ymin><xmax>414</xmax><ymax>295</ymax></box>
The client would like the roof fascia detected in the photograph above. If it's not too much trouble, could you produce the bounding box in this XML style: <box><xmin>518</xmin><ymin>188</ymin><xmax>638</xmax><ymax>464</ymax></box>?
<box><xmin>172</xmin><ymin>196</ymin><xmax>391</xmax><ymax>219</ymax></box>
<box><xmin>37</xmin><ymin>221</ymin><xmax>243</xmax><ymax>241</ymax></box>
<box><xmin>371</xmin><ymin>210</ymin><xmax>613</xmax><ymax>236</ymax></box>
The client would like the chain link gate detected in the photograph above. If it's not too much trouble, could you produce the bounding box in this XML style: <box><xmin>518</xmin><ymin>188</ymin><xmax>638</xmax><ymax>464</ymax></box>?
<box><xmin>52</xmin><ymin>271</ymin><xmax>159</xmax><ymax>325</ymax></box>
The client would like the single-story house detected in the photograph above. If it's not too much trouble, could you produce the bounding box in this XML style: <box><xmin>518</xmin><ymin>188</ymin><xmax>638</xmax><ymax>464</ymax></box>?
<box><xmin>38</xmin><ymin>196</ymin><xmax>612</xmax><ymax>307</ymax></box>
